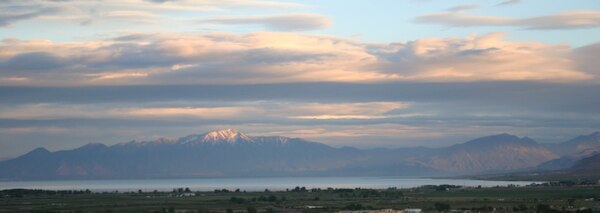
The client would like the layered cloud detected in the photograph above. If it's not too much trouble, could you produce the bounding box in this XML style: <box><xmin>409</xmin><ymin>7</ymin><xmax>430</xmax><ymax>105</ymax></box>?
<box><xmin>0</xmin><ymin>0</ymin><xmax>599</xmax><ymax>158</ymax></box>
<box><xmin>573</xmin><ymin>42</ymin><xmax>600</xmax><ymax>76</ymax></box>
<box><xmin>0</xmin><ymin>32</ymin><xmax>595</xmax><ymax>86</ymax></box>
<box><xmin>415</xmin><ymin>10</ymin><xmax>600</xmax><ymax>30</ymax></box>
<box><xmin>2</xmin><ymin>82</ymin><xmax>599</xmax><ymax>154</ymax></box>
<box><xmin>0</xmin><ymin>101</ymin><xmax>409</xmax><ymax>121</ymax></box>
<box><xmin>1</xmin><ymin>81</ymin><xmax>599</xmax><ymax>156</ymax></box>
<box><xmin>0</xmin><ymin>6</ymin><xmax>62</xmax><ymax>27</ymax></box>
<box><xmin>495</xmin><ymin>0</ymin><xmax>521</xmax><ymax>7</ymax></box>
<box><xmin>446</xmin><ymin>4</ymin><xmax>479</xmax><ymax>12</ymax></box>
<box><xmin>203</xmin><ymin>13</ymin><xmax>331</xmax><ymax>31</ymax></box>
<box><xmin>0</xmin><ymin>0</ymin><xmax>305</xmax><ymax>27</ymax></box>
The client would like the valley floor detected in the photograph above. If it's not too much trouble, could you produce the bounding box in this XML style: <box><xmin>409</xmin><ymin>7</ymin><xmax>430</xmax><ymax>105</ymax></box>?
<box><xmin>1</xmin><ymin>185</ymin><xmax>599</xmax><ymax>213</ymax></box>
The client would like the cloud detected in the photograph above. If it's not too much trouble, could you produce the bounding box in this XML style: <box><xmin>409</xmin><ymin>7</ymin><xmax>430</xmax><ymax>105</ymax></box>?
<box><xmin>414</xmin><ymin>10</ymin><xmax>600</xmax><ymax>30</ymax></box>
<box><xmin>1</xmin><ymin>81</ymin><xmax>599</xmax><ymax>156</ymax></box>
<box><xmin>0</xmin><ymin>101</ymin><xmax>409</xmax><ymax>122</ymax></box>
<box><xmin>275</xmin><ymin>102</ymin><xmax>409</xmax><ymax>120</ymax></box>
<box><xmin>102</xmin><ymin>10</ymin><xmax>161</xmax><ymax>24</ymax></box>
<box><xmin>0</xmin><ymin>0</ymin><xmax>306</xmax><ymax>28</ymax></box>
<box><xmin>446</xmin><ymin>4</ymin><xmax>479</xmax><ymax>12</ymax></box>
<box><xmin>144</xmin><ymin>0</ymin><xmax>177</xmax><ymax>3</ymax></box>
<box><xmin>573</xmin><ymin>42</ymin><xmax>600</xmax><ymax>76</ymax></box>
<box><xmin>203</xmin><ymin>13</ymin><xmax>331</xmax><ymax>31</ymax></box>
<box><xmin>0</xmin><ymin>104</ymin><xmax>261</xmax><ymax>121</ymax></box>
<box><xmin>0</xmin><ymin>52</ymin><xmax>68</xmax><ymax>73</ymax></box>
<box><xmin>520</xmin><ymin>11</ymin><xmax>600</xmax><ymax>30</ymax></box>
<box><xmin>136</xmin><ymin>0</ymin><xmax>306</xmax><ymax>9</ymax></box>
<box><xmin>371</xmin><ymin>32</ymin><xmax>592</xmax><ymax>82</ymax></box>
<box><xmin>0</xmin><ymin>32</ymin><xmax>594</xmax><ymax>86</ymax></box>
<box><xmin>0</xmin><ymin>7</ymin><xmax>60</xmax><ymax>27</ymax></box>
<box><xmin>496</xmin><ymin>0</ymin><xmax>521</xmax><ymax>6</ymax></box>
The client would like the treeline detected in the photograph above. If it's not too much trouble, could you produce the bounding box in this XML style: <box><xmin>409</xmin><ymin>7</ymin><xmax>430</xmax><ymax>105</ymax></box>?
<box><xmin>212</xmin><ymin>186</ymin><xmax>404</xmax><ymax>196</ymax></box>
<box><xmin>229</xmin><ymin>195</ymin><xmax>283</xmax><ymax>204</ymax></box>
<box><xmin>530</xmin><ymin>179</ymin><xmax>600</xmax><ymax>187</ymax></box>
<box><xmin>0</xmin><ymin>188</ymin><xmax>92</xmax><ymax>197</ymax></box>
<box><xmin>419</xmin><ymin>184</ymin><xmax>463</xmax><ymax>191</ymax></box>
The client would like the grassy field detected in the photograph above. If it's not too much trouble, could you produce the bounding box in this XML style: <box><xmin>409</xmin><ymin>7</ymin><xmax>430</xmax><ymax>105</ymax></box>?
<box><xmin>1</xmin><ymin>185</ymin><xmax>599</xmax><ymax>213</ymax></box>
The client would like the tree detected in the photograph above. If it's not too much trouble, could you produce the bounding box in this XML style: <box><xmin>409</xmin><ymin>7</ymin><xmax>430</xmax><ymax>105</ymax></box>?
<box><xmin>434</xmin><ymin>202</ymin><xmax>451</xmax><ymax>211</ymax></box>
<box><xmin>567</xmin><ymin>199</ymin><xmax>576</xmax><ymax>207</ymax></box>
<box><xmin>345</xmin><ymin>203</ymin><xmax>364</xmax><ymax>210</ymax></box>
<box><xmin>247</xmin><ymin>207</ymin><xmax>257</xmax><ymax>213</ymax></box>
<box><xmin>536</xmin><ymin>204</ymin><xmax>551</xmax><ymax>213</ymax></box>
<box><xmin>230</xmin><ymin>197</ymin><xmax>245</xmax><ymax>204</ymax></box>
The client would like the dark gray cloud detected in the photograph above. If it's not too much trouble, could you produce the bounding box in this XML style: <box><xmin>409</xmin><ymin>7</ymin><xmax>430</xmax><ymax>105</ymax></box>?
<box><xmin>0</xmin><ymin>52</ymin><xmax>68</xmax><ymax>74</ymax></box>
<box><xmin>1</xmin><ymin>82</ymin><xmax>599</xmax><ymax>113</ymax></box>
<box><xmin>88</xmin><ymin>43</ymin><xmax>180</xmax><ymax>70</ymax></box>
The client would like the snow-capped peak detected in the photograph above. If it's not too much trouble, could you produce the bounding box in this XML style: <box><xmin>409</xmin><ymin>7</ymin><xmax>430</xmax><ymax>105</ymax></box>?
<box><xmin>202</xmin><ymin>129</ymin><xmax>251</xmax><ymax>142</ymax></box>
<box><xmin>176</xmin><ymin>129</ymin><xmax>300</xmax><ymax>145</ymax></box>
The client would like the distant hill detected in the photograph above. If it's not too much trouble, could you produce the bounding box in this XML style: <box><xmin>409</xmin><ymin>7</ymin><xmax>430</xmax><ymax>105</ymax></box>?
<box><xmin>472</xmin><ymin>152</ymin><xmax>600</xmax><ymax>181</ymax></box>
<box><xmin>570</xmin><ymin>153</ymin><xmax>600</xmax><ymax>175</ymax></box>
<box><xmin>408</xmin><ymin>134</ymin><xmax>558</xmax><ymax>174</ymax></box>
<box><xmin>532</xmin><ymin>132</ymin><xmax>600</xmax><ymax>171</ymax></box>
<box><xmin>535</xmin><ymin>146</ymin><xmax>600</xmax><ymax>171</ymax></box>
<box><xmin>466</xmin><ymin>132</ymin><xmax>600</xmax><ymax>181</ymax></box>
<box><xmin>544</xmin><ymin>132</ymin><xmax>600</xmax><ymax>156</ymax></box>
<box><xmin>1</xmin><ymin>129</ymin><xmax>599</xmax><ymax>180</ymax></box>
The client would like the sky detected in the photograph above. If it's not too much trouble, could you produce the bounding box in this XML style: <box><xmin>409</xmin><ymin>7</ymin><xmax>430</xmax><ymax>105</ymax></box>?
<box><xmin>0</xmin><ymin>0</ymin><xmax>599</xmax><ymax>158</ymax></box>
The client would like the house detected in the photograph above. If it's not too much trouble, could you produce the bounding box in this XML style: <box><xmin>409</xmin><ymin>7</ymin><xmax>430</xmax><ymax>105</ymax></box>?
<box><xmin>337</xmin><ymin>209</ymin><xmax>403</xmax><ymax>213</ymax></box>
<box><xmin>177</xmin><ymin>192</ymin><xmax>196</xmax><ymax>197</ymax></box>
<box><xmin>405</xmin><ymin>209</ymin><xmax>422</xmax><ymax>213</ymax></box>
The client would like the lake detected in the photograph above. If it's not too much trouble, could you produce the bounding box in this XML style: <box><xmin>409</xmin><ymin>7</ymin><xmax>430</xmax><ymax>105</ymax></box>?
<box><xmin>0</xmin><ymin>177</ymin><xmax>541</xmax><ymax>192</ymax></box>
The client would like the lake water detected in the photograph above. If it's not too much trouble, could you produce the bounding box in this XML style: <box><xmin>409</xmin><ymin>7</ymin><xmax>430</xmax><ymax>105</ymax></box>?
<box><xmin>0</xmin><ymin>177</ymin><xmax>540</xmax><ymax>192</ymax></box>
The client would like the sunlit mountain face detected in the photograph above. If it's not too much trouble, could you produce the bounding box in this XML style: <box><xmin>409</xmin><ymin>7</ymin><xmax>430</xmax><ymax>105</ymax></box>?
<box><xmin>0</xmin><ymin>0</ymin><xmax>599</xmax><ymax>163</ymax></box>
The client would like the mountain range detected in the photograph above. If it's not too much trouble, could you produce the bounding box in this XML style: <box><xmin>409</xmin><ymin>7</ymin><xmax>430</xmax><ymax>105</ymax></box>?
<box><xmin>0</xmin><ymin>129</ymin><xmax>599</xmax><ymax>180</ymax></box>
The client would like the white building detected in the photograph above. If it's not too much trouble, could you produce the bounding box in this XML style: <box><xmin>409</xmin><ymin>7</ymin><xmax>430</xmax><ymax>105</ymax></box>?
<box><xmin>404</xmin><ymin>208</ymin><xmax>422</xmax><ymax>213</ymax></box>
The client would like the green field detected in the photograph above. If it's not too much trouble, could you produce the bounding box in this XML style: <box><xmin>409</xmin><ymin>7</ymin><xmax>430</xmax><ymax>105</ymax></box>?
<box><xmin>1</xmin><ymin>185</ymin><xmax>599</xmax><ymax>213</ymax></box>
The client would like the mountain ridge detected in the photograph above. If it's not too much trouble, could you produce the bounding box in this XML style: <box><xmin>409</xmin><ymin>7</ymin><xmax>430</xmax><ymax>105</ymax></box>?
<box><xmin>0</xmin><ymin>130</ymin><xmax>599</xmax><ymax>180</ymax></box>
<box><xmin>407</xmin><ymin>133</ymin><xmax>557</xmax><ymax>174</ymax></box>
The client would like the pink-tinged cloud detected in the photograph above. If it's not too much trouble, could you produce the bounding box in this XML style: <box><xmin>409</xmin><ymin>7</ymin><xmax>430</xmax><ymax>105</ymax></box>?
<box><xmin>0</xmin><ymin>101</ymin><xmax>409</xmax><ymax>121</ymax></box>
<box><xmin>0</xmin><ymin>32</ymin><xmax>594</xmax><ymax>86</ymax></box>
<box><xmin>373</xmin><ymin>32</ymin><xmax>592</xmax><ymax>82</ymax></box>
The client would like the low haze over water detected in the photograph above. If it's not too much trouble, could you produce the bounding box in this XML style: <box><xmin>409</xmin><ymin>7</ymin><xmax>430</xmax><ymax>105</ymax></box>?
<box><xmin>0</xmin><ymin>177</ymin><xmax>540</xmax><ymax>192</ymax></box>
